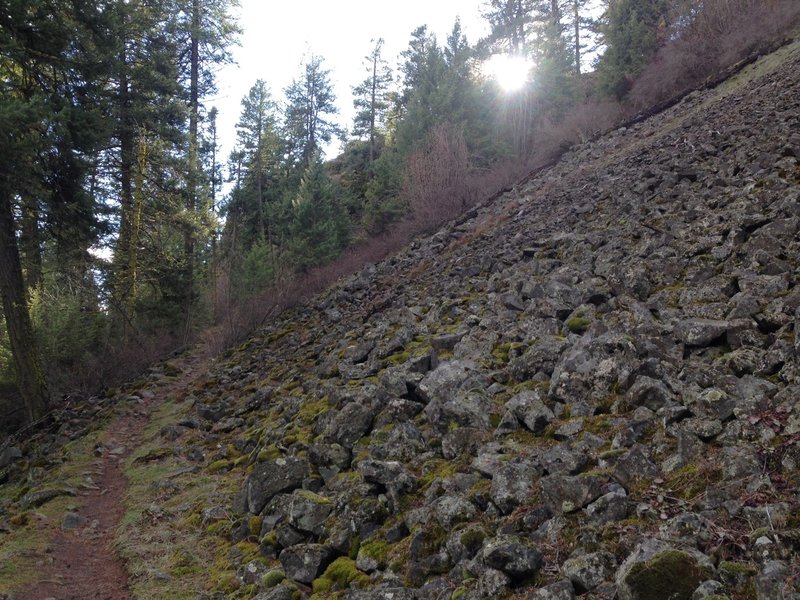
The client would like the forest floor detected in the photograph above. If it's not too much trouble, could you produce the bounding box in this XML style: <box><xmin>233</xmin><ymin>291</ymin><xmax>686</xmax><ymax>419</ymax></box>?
<box><xmin>4</xmin><ymin>349</ymin><xmax>214</xmax><ymax>600</ymax></box>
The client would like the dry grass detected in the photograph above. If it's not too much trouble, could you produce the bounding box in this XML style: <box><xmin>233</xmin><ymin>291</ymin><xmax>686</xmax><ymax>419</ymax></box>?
<box><xmin>0</xmin><ymin>430</ymin><xmax>104</xmax><ymax>593</ymax></box>
<box><xmin>115</xmin><ymin>397</ymin><xmax>248</xmax><ymax>599</ymax></box>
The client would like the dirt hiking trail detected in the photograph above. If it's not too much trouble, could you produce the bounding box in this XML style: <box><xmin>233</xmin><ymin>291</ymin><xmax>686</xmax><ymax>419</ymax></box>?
<box><xmin>14</xmin><ymin>350</ymin><xmax>214</xmax><ymax>600</ymax></box>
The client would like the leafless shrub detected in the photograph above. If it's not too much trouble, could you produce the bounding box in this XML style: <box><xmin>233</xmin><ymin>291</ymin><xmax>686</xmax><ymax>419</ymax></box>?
<box><xmin>402</xmin><ymin>124</ymin><xmax>476</xmax><ymax>231</ymax></box>
<box><xmin>558</xmin><ymin>101</ymin><xmax>625</xmax><ymax>144</ymax></box>
<box><xmin>630</xmin><ymin>0</ymin><xmax>800</xmax><ymax>110</ymax></box>
<box><xmin>55</xmin><ymin>330</ymin><xmax>183</xmax><ymax>398</ymax></box>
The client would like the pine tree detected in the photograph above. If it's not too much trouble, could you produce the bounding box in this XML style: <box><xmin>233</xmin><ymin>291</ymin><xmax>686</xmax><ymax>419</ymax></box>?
<box><xmin>286</xmin><ymin>155</ymin><xmax>348</xmax><ymax>272</ymax></box>
<box><xmin>395</xmin><ymin>26</ymin><xmax>448</xmax><ymax>153</ymax></box>
<box><xmin>235</xmin><ymin>80</ymin><xmax>277</xmax><ymax>241</ymax></box>
<box><xmin>482</xmin><ymin>0</ymin><xmax>537</xmax><ymax>54</ymax></box>
<box><xmin>352</xmin><ymin>39</ymin><xmax>394</xmax><ymax>165</ymax></box>
<box><xmin>596</xmin><ymin>0</ymin><xmax>669</xmax><ymax>97</ymax></box>
<box><xmin>0</xmin><ymin>0</ymin><xmax>118</xmax><ymax>420</ymax></box>
<box><xmin>563</xmin><ymin>0</ymin><xmax>602</xmax><ymax>76</ymax></box>
<box><xmin>530</xmin><ymin>0</ymin><xmax>576</xmax><ymax>112</ymax></box>
<box><xmin>110</xmin><ymin>0</ymin><xmax>186</xmax><ymax>332</ymax></box>
<box><xmin>175</xmin><ymin>0</ymin><xmax>240</xmax><ymax>328</ymax></box>
<box><xmin>284</xmin><ymin>55</ymin><xmax>342</xmax><ymax>169</ymax></box>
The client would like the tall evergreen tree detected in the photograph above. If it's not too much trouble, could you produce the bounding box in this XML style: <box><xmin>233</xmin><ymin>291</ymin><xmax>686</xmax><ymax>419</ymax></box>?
<box><xmin>596</xmin><ymin>0</ymin><xmax>669</xmax><ymax>97</ymax></box>
<box><xmin>0</xmin><ymin>0</ymin><xmax>118</xmax><ymax>420</ymax></box>
<box><xmin>564</xmin><ymin>0</ymin><xmax>601</xmax><ymax>76</ymax></box>
<box><xmin>235</xmin><ymin>80</ymin><xmax>276</xmax><ymax>241</ymax></box>
<box><xmin>530</xmin><ymin>0</ymin><xmax>576</xmax><ymax>111</ymax></box>
<box><xmin>284</xmin><ymin>55</ymin><xmax>342</xmax><ymax>169</ymax></box>
<box><xmin>352</xmin><ymin>39</ymin><xmax>394</xmax><ymax>165</ymax></box>
<box><xmin>482</xmin><ymin>0</ymin><xmax>536</xmax><ymax>54</ymax></box>
<box><xmin>286</xmin><ymin>155</ymin><xmax>348</xmax><ymax>272</ymax></box>
<box><xmin>110</xmin><ymin>0</ymin><xmax>186</xmax><ymax>332</ymax></box>
<box><xmin>395</xmin><ymin>26</ymin><xmax>448</xmax><ymax>152</ymax></box>
<box><xmin>175</xmin><ymin>0</ymin><xmax>240</xmax><ymax>327</ymax></box>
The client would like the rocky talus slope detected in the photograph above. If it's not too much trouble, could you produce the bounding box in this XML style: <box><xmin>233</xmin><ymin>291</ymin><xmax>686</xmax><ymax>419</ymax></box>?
<box><xmin>188</xmin><ymin>41</ymin><xmax>800</xmax><ymax>600</ymax></box>
<box><xmin>3</xmin><ymin>40</ymin><xmax>800</xmax><ymax>600</ymax></box>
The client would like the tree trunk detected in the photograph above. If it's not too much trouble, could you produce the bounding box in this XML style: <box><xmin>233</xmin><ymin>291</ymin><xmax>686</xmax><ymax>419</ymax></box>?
<box><xmin>0</xmin><ymin>189</ymin><xmax>49</xmax><ymax>423</ymax></box>
<box><xmin>255</xmin><ymin>111</ymin><xmax>265</xmax><ymax>240</ymax></box>
<box><xmin>114</xmin><ymin>18</ymin><xmax>136</xmax><ymax>336</ymax></box>
<box><xmin>369</xmin><ymin>47</ymin><xmax>378</xmax><ymax>164</ymax></box>
<box><xmin>184</xmin><ymin>0</ymin><xmax>201</xmax><ymax>329</ymax></box>
<box><xmin>19</xmin><ymin>195</ymin><xmax>42</xmax><ymax>290</ymax></box>
<box><xmin>574</xmin><ymin>0</ymin><xmax>581</xmax><ymax>76</ymax></box>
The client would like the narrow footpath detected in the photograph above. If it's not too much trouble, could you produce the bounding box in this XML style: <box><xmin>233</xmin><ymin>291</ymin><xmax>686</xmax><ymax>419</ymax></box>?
<box><xmin>14</xmin><ymin>350</ymin><xmax>212</xmax><ymax>600</ymax></box>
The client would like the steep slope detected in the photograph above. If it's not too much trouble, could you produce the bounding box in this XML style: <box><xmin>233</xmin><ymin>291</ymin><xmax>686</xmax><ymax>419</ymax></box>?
<box><xmin>2</xmin><ymin>38</ymin><xmax>799</xmax><ymax>600</ymax></box>
<box><xmin>182</xmin><ymin>40</ymin><xmax>800</xmax><ymax>599</ymax></box>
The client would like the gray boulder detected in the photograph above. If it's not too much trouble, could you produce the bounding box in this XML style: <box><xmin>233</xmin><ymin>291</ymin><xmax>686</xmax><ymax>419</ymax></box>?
<box><xmin>490</xmin><ymin>457</ymin><xmax>544</xmax><ymax>514</ymax></box>
<box><xmin>324</xmin><ymin>401</ymin><xmax>377</xmax><ymax>448</ymax></box>
<box><xmin>616</xmin><ymin>540</ymin><xmax>713</xmax><ymax>600</ymax></box>
<box><xmin>539</xmin><ymin>474</ymin><xmax>603</xmax><ymax>515</ymax></box>
<box><xmin>481</xmin><ymin>535</ymin><xmax>543</xmax><ymax>580</ymax></box>
<box><xmin>675</xmin><ymin>319</ymin><xmax>729</xmax><ymax>346</ymax></box>
<box><xmin>430</xmin><ymin>494</ymin><xmax>477</xmax><ymax>529</ymax></box>
<box><xmin>424</xmin><ymin>390</ymin><xmax>492</xmax><ymax>432</ymax></box>
<box><xmin>562</xmin><ymin>551</ymin><xmax>616</xmax><ymax>592</ymax></box>
<box><xmin>245</xmin><ymin>457</ymin><xmax>310</xmax><ymax>515</ymax></box>
<box><xmin>530</xmin><ymin>580</ymin><xmax>575</xmax><ymax>600</ymax></box>
<box><xmin>504</xmin><ymin>390</ymin><xmax>555</xmax><ymax>433</ymax></box>
<box><xmin>288</xmin><ymin>490</ymin><xmax>333</xmax><ymax>535</ymax></box>
<box><xmin>550</xmin><ymin>332</ymin><xmax>639</xmax><ymax>404</ymax></box>
<box><xmin>755</xmin><ymin>561</ymin><xmax>796</xmax><ymax>600</ymax></box>
<box><xmin>278</xmin><ymin>543</ymin><xmax>336</xmax><ymax>584</ymax></box>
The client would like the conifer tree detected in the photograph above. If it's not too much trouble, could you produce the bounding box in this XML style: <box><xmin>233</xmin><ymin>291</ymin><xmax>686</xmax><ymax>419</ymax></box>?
<box><xmin>482</xmin><ymin>0</ymin><xmax>537</xmax><ymax>54</ymax></box>
<box><xmin>596</xmin><ymin>0</ymin><xmax>669</xmax><ymax>97</ymax></box>
<box><xmin>286</xmin><ymin>155</ymin><xmax>348</xmax><ymax>272</ymax></box>
<box><xmin>175</xmin><ymin>0</ymin><xmax>240</xmax><ymax>327</ymax></box>
<box><xmin>352</xmin><ymin>39</ymin><xmax>394</xmax><ymax>165</ymax></box>
<box><xmin>235</xmin><ymin>80</ymin><xmax>277</xmax><ymax>241</ymax></box>
<box><xmin>284</xmin><ymin>56</ymin><xmax>342</xmax><ymax>169</ymax></box>
<box><xmin>0</xmin><ymin>0</ymin><xmax>117</xmax><ymax>420</ymax></box>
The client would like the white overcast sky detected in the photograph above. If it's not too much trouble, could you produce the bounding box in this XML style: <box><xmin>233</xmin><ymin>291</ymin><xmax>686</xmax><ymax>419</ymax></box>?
<box><xmin>211</xmin><ymin>0</ymin><xmax>490</xmax><ymax>165</ymax></box>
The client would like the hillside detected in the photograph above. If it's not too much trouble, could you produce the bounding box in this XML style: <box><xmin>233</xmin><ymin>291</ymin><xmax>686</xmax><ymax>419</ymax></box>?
<box><xmin>2</xmin><ymin>37</ymin><xmax>800</xmax><ymax>600</ymax></box>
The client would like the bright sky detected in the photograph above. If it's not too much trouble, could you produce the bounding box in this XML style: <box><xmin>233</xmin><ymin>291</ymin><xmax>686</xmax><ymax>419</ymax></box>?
<box><xmin>212</xmin><ymin>0</ymin><xmax>490</xmax><ymax>166</ymax></box>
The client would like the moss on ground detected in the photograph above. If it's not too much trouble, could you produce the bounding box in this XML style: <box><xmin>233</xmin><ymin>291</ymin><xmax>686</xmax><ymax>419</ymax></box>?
<box><xmin>359</xmin><ymin>538</ymin><xmax>391</xmax><ymax>568</ymax></box>
<box><xmin>0</xmin><ymin>428</ymin><xmax>105</xmax><ymax>594</ymax></box>
<box><xmin>116</xmin><ymin>396</ymin><xmax>243</xmax><ymax>599</ymax></box>
<box><xmin>565</xmin><ymin>316</ymin><xmax>591</xmax><ymax>334</ymax></box>
<box><xmin>624</xmin><ymin>550</ymin><xmax>712</xmax><ymax>600</ymax></box>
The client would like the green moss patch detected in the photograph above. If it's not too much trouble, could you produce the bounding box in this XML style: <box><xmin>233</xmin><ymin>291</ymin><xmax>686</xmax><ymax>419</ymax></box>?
<box><xmin>311</xmin><ymin>557</ymin><xmax>369</xmax><ymax>594</ymax></box>
<box><xmin>624</xmin><ymin>550</ymin><xmax>712</xmax><ymax>600</ymax></box>
<box><xmin>565</xmin><ymin>316</ymin><xmax>591</xmax><ymax>334</ymax></box>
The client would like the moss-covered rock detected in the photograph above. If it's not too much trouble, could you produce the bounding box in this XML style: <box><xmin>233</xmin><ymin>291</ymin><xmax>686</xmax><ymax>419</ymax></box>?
<box><xmin>617</xmin><ymin>544</ymin><xmax>713</xmax><ymax>600</ymax></box>
<box><xmin>311</xmin><ymin>557</ymin><xmax>369</xmax><ymax>594</ymax></box>
<box><xmin>262</xmin><ymin>568</ymin><xmax>286</xmax><ymax>588</ymax></box>
<box><xmin>356</xmin><ymin>538</ymin><xmax>391</xmax><ymax>572</ymax></box>
<box><xmin>565</xmin><ymin>316</ymin><xmax>591</xmax><ymax>334</ymax></box>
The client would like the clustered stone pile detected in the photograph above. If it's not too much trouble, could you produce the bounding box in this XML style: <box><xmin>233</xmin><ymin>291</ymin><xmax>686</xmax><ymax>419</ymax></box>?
<box><xmin>186</xmin><ymin>45</ymin><xmax>800</xmax><ymax>600</ymax></box>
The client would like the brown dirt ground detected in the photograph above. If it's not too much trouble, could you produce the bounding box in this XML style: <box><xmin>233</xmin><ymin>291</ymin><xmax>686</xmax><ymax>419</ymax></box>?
<box><xmin>15</xmin><ymin>351</ymin><xmax>212</xmax><ymax>600</ymax></box>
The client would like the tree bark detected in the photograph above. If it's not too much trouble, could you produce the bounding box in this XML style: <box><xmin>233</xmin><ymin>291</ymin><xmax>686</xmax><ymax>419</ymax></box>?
<box><xmin>369</xmin><ymin>44</ymin><xmax>378</xmax><ymax>164</ymax></box>
<box><xmin>0</xmin><ymin>189</ymin><xmax>49</xmax><ymax>423</ymax></box>
<box><xmin>184</xmin><ymin>0</ymin><xmax>201</xmax><ymax>325</ymax></box>
<box><xmin>113</xmin><ymin>13</ymin><xmax>136</xmax><ymax>336</ymax></box>
<box><xmin>19</xmin><ymin>195</ymin><xmax>42</xmax><ymax>290</ymax></box>
<box><xmin>574</xmin><ymin>0</ymin><xmax>581</xmax><ymax>76</ymax></box>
